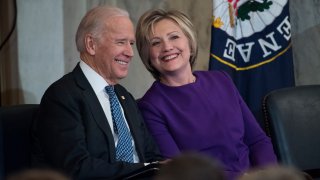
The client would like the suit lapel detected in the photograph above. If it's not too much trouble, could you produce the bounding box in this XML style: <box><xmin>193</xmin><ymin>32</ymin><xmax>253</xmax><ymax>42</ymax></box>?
<box><xmin>72</xmin><ymin>65</ymin><xmax>115</xmax><ymax>150</ymax></box>
<box><xmin>114</xmin><ymin>85</ymin><xmax>135</xmax><ymax>131</ymax></box>
<box><xmin>72</xmin><ymin>65</ymin><xmax>143</xmax><ymax>160</ymax></box>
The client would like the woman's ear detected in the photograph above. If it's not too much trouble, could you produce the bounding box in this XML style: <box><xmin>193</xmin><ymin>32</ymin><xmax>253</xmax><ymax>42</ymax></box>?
<box><xmin>84</xmin><ymin>34</ymin><xmax>96</xmax><ymax>55</ymax></box>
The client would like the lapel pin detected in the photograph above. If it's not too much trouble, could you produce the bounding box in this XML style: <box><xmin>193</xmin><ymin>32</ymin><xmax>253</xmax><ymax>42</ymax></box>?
<box><xmin>121</xmin><ymin>96</ymin><xmax>125</xmax><ymax>100</ymax></box>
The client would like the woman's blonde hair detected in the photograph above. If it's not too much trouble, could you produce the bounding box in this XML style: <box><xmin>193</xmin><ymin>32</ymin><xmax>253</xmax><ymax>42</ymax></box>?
<box><xmin>136</xmin><ymin>9</ymin><xmax>198</xmax><ymax>80</ymax></box>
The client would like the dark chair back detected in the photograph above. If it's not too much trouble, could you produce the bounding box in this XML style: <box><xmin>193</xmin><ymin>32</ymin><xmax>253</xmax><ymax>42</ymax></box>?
<box><xmin>263</xmin><ymin>85</ymin><xmax>320</xmax><ymax>179</ymax></box>
<box><xmin>0</xmin><ymin>104</ymin><xmax>39</xmax><ymax>179</ymax></box>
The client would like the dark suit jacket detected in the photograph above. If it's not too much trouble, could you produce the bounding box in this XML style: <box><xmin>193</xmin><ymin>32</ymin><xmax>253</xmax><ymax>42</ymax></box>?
<box><xmin>33</xmin><ymin>64</ymin><xmax>162</xmax><ymax>179</ymax></box>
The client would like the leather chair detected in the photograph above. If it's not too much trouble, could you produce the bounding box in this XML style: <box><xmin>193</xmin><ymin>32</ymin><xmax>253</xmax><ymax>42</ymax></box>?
<box><xmin>263</xmin><ymin>85</ymin><xmax>320</xmax><ymax>179</ymax></box>
<box><xmin>0</xmin><ymin>104</ymin><xmax>39</xmax><ymax>179</ymax></box>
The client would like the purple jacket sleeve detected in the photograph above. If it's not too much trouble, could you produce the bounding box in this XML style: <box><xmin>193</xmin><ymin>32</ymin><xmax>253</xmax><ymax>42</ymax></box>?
<box><xmin>138</xmin><ymin>100</ymin><xmax>181</xmax><ymax>158</ymax></box>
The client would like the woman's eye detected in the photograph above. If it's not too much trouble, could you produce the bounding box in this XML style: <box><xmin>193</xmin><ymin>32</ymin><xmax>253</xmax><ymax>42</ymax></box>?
<box><xmin>151</xmin><ymin>41</ymin><xmax>160</xmax><ymax>46</ymax></box>
<box><xmin>171</xmin><ymin>35</ymin><xmax>179</xmax><ymax>40</ymax></box>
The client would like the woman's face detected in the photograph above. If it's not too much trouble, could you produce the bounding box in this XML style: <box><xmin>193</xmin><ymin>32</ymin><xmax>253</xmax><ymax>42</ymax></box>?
<box><xmin>149</xmin><ymin>19</ymin><xmax>191</xmax><ymax>76</ymax></box>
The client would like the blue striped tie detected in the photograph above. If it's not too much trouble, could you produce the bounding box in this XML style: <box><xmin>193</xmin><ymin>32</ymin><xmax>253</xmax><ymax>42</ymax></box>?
<box><xmin>105</xmin><ymin>85</ymin><xmax>134</xmax><ymax>163</ymax></box>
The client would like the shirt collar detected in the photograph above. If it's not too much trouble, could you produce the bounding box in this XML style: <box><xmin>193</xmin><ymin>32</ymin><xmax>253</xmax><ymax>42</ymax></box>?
<box><xmin>79</xmin><ymin>60</ymin><xmax>110</xmax><ymax>94</ymax></box>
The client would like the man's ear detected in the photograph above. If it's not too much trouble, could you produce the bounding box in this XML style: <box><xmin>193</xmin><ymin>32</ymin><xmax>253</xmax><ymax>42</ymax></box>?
<box><xmin>84</xmin><ymin>34</ymin><xmax>96</xmax><ymax>55</ymax></box>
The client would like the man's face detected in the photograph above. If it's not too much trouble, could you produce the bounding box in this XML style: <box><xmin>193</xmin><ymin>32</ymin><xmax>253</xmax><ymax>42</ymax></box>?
<box><xmin>93</xmin><ymin>16</ymin><xmax>135</xmax><ymax>84</ymax></box>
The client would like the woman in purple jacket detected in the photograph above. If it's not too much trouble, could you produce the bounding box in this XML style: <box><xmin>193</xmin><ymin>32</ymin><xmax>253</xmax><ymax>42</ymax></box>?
<box><xmin>135</xmin><ymin>9</ymin><xmax>277</xmax><ymax>180</ymax></box>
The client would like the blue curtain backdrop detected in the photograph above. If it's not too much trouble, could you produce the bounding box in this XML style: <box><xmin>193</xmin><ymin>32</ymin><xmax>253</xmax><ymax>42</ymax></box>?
<box><xmin>209</xmin><ymin>0</ymin><xmax>295</xmax><ymax>127</ymax></box>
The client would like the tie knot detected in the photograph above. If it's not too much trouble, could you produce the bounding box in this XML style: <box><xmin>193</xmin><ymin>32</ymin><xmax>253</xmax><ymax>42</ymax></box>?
<box><xmin>105</xmin><ymin>85</ymin><xmax>115</xmax><ymax>95</ymax></box>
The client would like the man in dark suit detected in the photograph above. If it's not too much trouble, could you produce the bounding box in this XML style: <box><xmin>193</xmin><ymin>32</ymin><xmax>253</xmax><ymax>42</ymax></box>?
<box><xmin>33</xmin><ymin>5</ymin><xmax>163</xmax><ymax>180</ymax></box>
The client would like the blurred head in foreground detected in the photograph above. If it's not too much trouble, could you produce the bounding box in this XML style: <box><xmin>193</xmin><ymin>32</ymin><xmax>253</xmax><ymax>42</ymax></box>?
<box><xmin>237</xmin><ymin>165</ymin><xmax>312</xmax><ymax>180</ymax></box>
<box><xmin>155</xmin><ymin>152</ymin><xmax>225</xmax><ymax>180</ymax></box>
<box><xmin>7</xmin><ymin>169</ymin><xmax>70</xmax><ymax>180</ymax></box>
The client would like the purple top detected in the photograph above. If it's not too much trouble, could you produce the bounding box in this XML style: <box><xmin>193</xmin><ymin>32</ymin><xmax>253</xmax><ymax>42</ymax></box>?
<box><xmin>138</xmin><ymin>71</ymin><xmax>277</xmax><ymax>180</ymax></box>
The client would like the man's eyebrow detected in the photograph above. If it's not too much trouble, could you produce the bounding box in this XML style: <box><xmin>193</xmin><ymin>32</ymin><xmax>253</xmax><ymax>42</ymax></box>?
<box><xmin>114</xmin><ymin>38</ymin><xmax>129</xmax><ymax>42</ymax></box>
<box><xmin>115</xmin><ymin>38</ymin><xmax>136</xmax><ymax>43</ymax></box>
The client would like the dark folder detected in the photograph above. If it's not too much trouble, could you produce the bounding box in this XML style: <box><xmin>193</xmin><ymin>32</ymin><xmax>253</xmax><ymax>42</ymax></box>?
<box><xmin>120</xmin><ymin>163</ymin><xmax>160</xmax><ymax>180</ymax></box>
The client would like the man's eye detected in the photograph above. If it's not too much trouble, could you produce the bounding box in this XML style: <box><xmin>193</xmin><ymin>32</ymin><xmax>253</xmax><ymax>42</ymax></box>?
<box><xmin>116</xmin><ymin>41</ymin><xmax>125</xmax><ymax>45</ymax></box>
